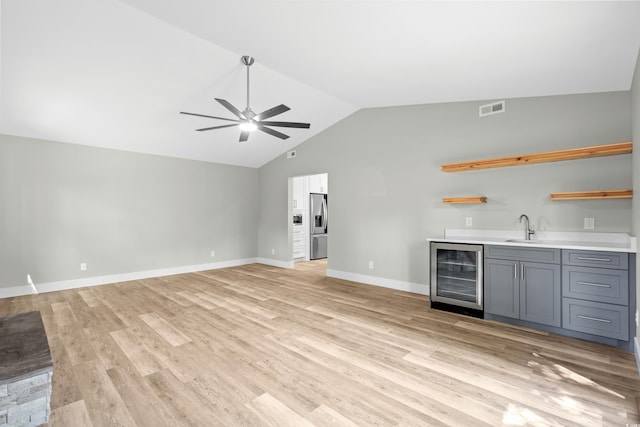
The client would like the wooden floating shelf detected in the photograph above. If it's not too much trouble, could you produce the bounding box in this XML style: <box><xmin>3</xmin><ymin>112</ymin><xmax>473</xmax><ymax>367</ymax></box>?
<box><xmin>441</xmin><ymin>141</ymin><xmax>632</xmax><ymax>173</ymax></box>
<box><xmin>549</xmin><ymin>189</ymin><xmax>633</xmax><ymax>201</ymax></box>
<box><xmin>443</xmin><ymin>196</ymin><xmax>487</xmax><ymax>204</ymax></box>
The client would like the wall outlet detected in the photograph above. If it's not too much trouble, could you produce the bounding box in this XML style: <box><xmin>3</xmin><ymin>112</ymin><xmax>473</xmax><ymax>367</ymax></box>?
<box><xmin>465</xmin><ymin>217</ymin><xmax>473</xmax><ymax>227</ymax></box>
<box><xmin>80</xmin><ymin>263</ymin><xmax>87</xmax><ymax>271</ymax></box>
<box><xmin>271</xmin><ymin>248</ymin><xmax>275</xmax><ymax>255</ymax></box>
<box><xmin>210</xmin><ymin>250</ymin><xmax>216</xmax><ymax>258</ymax></box>
<box><xmin>584</xmin><ymin>218</ymin><xmax>595</xmax><ymax>230</ymax></box>
<box><xmin>368</xmin><ymin>260</ymin><xmax>374</xmax><ymax>269</ymax></box>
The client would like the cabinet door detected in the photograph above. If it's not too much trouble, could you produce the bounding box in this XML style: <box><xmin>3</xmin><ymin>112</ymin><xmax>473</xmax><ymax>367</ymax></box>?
<box><xmin>520</xmin><ymin>262</ymin><xmax>561</xmax><ymax>327</ymax></box>
<box><xmin>292</xmin><ymin>177</ymin><xmax>304</xmax><ymax>209</ymax></box>
<box><xmin>485</xmin><ymin>259</ymin><xmax>519</xmax><ymax>319</ymax></box>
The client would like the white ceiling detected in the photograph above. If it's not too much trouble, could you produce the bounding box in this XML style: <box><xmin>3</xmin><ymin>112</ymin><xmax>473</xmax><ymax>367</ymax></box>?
<box><xmin>2</xmin><ymin>1</ymin><xmax>640</xmax><ymax>168</ymax></box>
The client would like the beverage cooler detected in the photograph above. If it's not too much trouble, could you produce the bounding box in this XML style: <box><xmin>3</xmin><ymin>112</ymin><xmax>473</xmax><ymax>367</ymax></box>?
<box><xmin>430</xmin><ymin>242</ymin><xmax>483</xmax><ymax>318</ymax></box>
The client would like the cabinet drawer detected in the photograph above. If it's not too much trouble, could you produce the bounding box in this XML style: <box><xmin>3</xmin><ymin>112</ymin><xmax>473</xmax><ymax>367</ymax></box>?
<box><xmin>562</xmin><ymin>298</ymin><xmax>629</xmax><ymax>340</ymax></box>
<box><xmin>562</xmin><ymin>250</ymin><xmax>628</xmax><ymax>270</ymax></box>
<box><xmin>562</xmin><ymin>266</ymin><xmax>628</xmax><ymax>305</ymax></box>
<box><xmin>485</xmin><ymin>246</ymin><xmax>560</xmax><ymax>264</ymax></box>
<box><xmin>293</xmin><ymin>249</ymin><xmax>305</xmax><ymax>258</ymax></box>
<box><xmin>293</xmin><ymin>227</ymin><xmax>305</xmax><ymax>236</ymax></box>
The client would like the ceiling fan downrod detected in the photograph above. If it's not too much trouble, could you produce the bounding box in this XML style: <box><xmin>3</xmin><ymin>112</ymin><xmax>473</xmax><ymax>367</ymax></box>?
<box><xmin>241</xmin><ymin>56</ymin><xmax>255</xmax><ymax>116</ymax></box>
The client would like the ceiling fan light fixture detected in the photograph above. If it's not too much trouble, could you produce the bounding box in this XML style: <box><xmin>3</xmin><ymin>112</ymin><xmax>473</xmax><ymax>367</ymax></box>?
<box><xmin>239</xmin><ymin>120</ymin><xmax>257</xmax><ymax>132</ymax></box>
<box><xmin>181</xmin><ymin>55</ymin><xmax>310</xmax><ymax>142</ymax></box>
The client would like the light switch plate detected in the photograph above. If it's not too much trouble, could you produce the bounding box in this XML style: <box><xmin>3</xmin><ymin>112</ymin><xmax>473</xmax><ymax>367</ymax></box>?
<box><xmin>465</xmin><ymin>217</ymin><xmax>473</xmax><ymax>227</ymax></box>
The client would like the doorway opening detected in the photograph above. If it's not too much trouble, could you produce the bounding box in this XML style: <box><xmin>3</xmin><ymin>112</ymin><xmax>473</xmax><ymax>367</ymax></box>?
<box><xmin>290</xmin><ymin>173</ymin><xmax>328</xmax><ymax>271</ymax></box>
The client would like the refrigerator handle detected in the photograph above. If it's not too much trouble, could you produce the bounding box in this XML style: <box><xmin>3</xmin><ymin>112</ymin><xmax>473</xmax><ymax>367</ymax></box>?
<box><xmin>322</xmin><ymin>198</ymin><xmax>328</xmax><ymax>230</ymax></box>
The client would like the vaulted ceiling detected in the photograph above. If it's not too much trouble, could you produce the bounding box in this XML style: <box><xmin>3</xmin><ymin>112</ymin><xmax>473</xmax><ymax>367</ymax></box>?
<box><xmin>2</xmin><ymin>1</ymin><xmax>640</xmax><ymax>167</ymax></box>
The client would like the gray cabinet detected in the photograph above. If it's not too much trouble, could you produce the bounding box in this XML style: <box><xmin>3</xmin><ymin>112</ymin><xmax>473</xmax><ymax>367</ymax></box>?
<box><xmin>483</xmin><ymin>245</ymin><xmax>635</xmax><ymax>350</ymax></box>
<box><xmin>521</xmin><ymin>262</ymin><xmax>561</xmax><ymax>326</ymax></box>
<box><xmin>563</xmin><ymin>249</ymin><xmax>628</xmax><ymax>270</ymax></box>
<box><xmin>563</xmin><ymin>298</ymin><xmax>629</xmax><ymax>340</ymax></box>
<box><xmin>562</xmin><ymin>265</ymin><xmax>628</xmax><ymax>305</ymax></box>
<box><xmin>561</xmin><ymin>249</ymin><xmax>631</xmax><ymax>341</ymax></box>
<box><xmin>485</xmin><ymin>258</ymin><xmax>519</xmax><ymax>319</ymax></box>
<box><xmin>485</xmin><ymin>246</ymin><xmax>561</xmax><ymax>327</ymax></box>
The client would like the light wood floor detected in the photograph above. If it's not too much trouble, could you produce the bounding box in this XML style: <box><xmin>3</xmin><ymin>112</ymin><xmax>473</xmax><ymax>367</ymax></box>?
<box><xmin>1</xmin><ymin>260</ymin><xmax>640</xmax><ymax>426</ymax></box>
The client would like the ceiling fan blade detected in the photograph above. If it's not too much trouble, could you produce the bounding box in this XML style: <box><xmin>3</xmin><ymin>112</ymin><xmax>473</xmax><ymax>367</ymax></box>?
<box><xmin>196</xmin><ymin>123</ymin><xmax>239</xmax><ymax>131</ymax></box>
<box><xmin>255</xmin><ymin>104</ymin><xmax>290</xmax><ymax>121</ymax></box>
<box><xmin>215</xmin><ymin>98</ymin><xmax>245</xmax><ymax>119</ymax></box>
<box><xmin>259</xmin><ymin>121</ymin><xmax>310</xmax><ymax>129</ymax></box>
<box><xmin>257</xmin><ymin>124</ymin><xmax>289</xmax><ymax>140</ymax></box>
<box><xmin>180</xmin><ymin>111</ymin><xmax>239</xmax><ymax>123</ymax></box>
<box><xmin>239</xmin><ymin>131</ymin><xmax>250</xmax><ymax>142</ymax></box>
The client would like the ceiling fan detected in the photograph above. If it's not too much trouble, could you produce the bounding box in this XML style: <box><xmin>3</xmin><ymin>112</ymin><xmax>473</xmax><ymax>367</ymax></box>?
<box><xmin>180</xmin><ymin>56</ymin><xmax>311</xmax><ymax>142</ymax></box>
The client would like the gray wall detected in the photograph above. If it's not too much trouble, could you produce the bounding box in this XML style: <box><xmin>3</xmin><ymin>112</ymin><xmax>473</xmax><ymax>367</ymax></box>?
<box><xmin>258</xmin><ymin>92</ymin><xmax>632</xmax><ymax>286</ymax></box>
<box><xmin>632</xmin><ymin>48</ymin><xmax>640</xmax><ymax>352</ymax></box>
<box><xmin>0</xmin><ymin>134</ymin><xmax>258</xmax><ymax>289</ymax></box>
<box><xmin>1</xmin><ymin>91</ymin><xmax>632</xmax><ymax>292</ymax></box>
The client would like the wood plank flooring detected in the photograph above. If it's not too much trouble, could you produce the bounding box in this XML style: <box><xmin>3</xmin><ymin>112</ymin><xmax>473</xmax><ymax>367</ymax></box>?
<box><xmin>2</xmin><ymin>260</ymin><xmax>640</xmax><ymax>426</ymax></box>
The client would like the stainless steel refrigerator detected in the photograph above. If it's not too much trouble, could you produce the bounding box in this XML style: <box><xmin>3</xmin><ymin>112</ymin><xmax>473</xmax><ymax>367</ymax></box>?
<box><xmin>310</xmin><ymin>193</ymin><xmax>328</xmax><ymax>259</ymax></box>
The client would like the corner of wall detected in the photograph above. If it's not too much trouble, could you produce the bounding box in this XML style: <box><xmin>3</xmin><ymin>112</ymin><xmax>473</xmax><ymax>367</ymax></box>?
<box><xmin>631</xmin><ymin>45</ymin><xmax>640</xmax><ymax>370</ymax></box>
<box><xmin>256</xmin><ymin>258</ymin><xmax>294</xmax><ymax>269</ymax></box>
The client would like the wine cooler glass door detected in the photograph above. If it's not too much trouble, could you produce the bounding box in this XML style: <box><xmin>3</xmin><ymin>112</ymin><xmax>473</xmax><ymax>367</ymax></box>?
<box><xmin>431</xmin><ymin>243</ymin><xmax>483</xmax><ymax>310</ymax></box>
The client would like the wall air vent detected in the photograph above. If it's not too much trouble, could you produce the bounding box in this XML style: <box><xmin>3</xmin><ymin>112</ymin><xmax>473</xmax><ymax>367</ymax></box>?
<box><xmin>479</xmin><ymin>100</ymin><xmax>505</xmax><ymax>117</ymax></box>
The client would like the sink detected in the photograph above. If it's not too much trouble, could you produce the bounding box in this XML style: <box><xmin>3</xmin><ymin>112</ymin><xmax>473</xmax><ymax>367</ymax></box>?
<box><xmin>505</xmin><ymin>239</ymin><xmax>543</xmax><ymax>244</ymax></box>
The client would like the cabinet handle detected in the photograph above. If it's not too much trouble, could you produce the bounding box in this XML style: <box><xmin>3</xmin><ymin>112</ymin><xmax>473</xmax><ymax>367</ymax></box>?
<box><xmin>521</xmin><ymin>264</ymin><xmax>524</xmax><ymax>282</ymax></box>
<box><xmin>576</xmin><ymin>256</ymin><xmax>612</xmax><ymax>262</ymax></box>
<box><xmin>514</xmin><ymin>264</ymin><xmax>517</xmax><ymax>280</ymax></box>
<box><xmin>576</xmin><ymin>314</ymin><xmax>612</xmax><ymax>323</ymax></box>
<box><xmin>576</xmin><ymin>281</ymin><xmax>612</xmax><ymax>288</ymax></box>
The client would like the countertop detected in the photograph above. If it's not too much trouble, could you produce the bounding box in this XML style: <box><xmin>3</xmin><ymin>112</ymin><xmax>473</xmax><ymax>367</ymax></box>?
<box><xmin>427</xmin><ymin>229</ymin><xmax>637</xmax><ymax>253</ymax></box>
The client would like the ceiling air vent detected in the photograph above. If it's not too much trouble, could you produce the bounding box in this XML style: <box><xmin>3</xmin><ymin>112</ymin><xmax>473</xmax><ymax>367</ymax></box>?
<box><xmin>479</xmin><ymin>100</ymin><xmax>505</xmax><ymax>117</ymax></box>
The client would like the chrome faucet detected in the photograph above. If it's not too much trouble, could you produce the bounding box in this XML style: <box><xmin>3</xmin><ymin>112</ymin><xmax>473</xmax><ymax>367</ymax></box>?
<box><xmin>518</xmin><ymin>214</ymin><xmax>536</xmax><ymax>240</ymax></box>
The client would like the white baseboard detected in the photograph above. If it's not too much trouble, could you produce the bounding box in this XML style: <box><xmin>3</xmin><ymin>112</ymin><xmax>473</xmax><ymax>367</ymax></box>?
<box><xmin>2</xmin><ymin>261</ymin><xmax>424</xmax><ymax>299</ymax></box>
<box><xmin>0</xmin><ymin>285</ymin><xmax>35</xmax><ymax>298</ymax></box>
<box><xmin>0</xmin><ymin>257</ymin><xmax>258</xmax><ymax>298</ymax></box>
<box><xmin>256</xmin><ymin>258</ymin><xmax>295</xmax><ymax>269</ymax></box>
<box><xmin>326</xmin><ymin>269</ymin><xmax>429</xmax><ymax>295</ymax></box>
<box><xmin>635</xmin><ymin>337</ymin><xmax>640</xmax><ymax>375</ymax></box>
